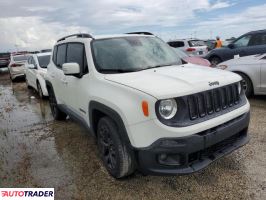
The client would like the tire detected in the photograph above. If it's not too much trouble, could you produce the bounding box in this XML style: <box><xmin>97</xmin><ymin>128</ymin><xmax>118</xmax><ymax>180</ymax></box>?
<box><xmin>47</xmin><ymin>88</ymin><xmax>67</xmax><ymax>120</ymax></box>
<box><xmin>37</xmin><ymin>82</ymin><xmax>44</xmax><ymax>99</ymax></box>
<box><xmin>210</xmin><ymin>56</ymin><xmax>222</xmax><ymax>66</ymax></box>
<box><xmin>236</xmin><ymin>72</ymin><xmax>253</xmax><ymax>97</ymax></box>
<box><xmin>97</xmin><ymin>117</ymin><xmax>135</xmax><ymax>178</ymax></box>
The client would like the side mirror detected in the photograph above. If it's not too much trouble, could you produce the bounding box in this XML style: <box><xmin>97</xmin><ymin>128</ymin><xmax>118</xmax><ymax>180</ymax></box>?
<box><xmin>228</xmin><ymin>43</ymin><xmax>235</xmax><ymax>49</ymax></box>
<box><xmin>62</xmin><ymin>63</ymin><xmax>81</xmax><ymax>76</ymax></box>
<box><xmin>28</xmin><ymin>64</ymin><xmax>36</xmax><ymax>69</ymax></box>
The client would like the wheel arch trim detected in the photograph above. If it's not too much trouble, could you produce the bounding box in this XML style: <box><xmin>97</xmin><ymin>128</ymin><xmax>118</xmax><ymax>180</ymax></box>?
<box><xmin>89</xmin><ymin>101</ymin><xmax>132</xmax><ymax>148</ymax></box>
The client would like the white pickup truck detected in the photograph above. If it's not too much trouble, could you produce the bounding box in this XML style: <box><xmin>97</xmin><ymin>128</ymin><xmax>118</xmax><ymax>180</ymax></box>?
<box><xmin>45</xmin><ymin>33</ymin><xmax>250</xmax><ymax>178</ymax></box>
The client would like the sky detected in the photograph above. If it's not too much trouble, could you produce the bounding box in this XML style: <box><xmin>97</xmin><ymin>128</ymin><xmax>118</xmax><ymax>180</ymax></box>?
<box><xmin>0</xmin><ymin>0</ymin><xmax>266</xmax><ymax>52</ymax></box>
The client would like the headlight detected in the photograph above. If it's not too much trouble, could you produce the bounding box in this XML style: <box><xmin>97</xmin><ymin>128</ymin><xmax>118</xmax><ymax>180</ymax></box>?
<box><xmin>216</xmin><ymin>65</ymin><xmax>228</xmax><ymax>70</ymax></box>
<box><xmin>158</xmin><ymin>99</ymin><xmax>178</xmax><ymax>119</ymax></box>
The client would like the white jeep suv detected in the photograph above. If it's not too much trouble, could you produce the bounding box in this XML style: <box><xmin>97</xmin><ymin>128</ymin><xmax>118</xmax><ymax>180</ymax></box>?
<box><xmin>46</xmin><ymin>33</ymin><xmax>250</xmax><ymax>178</ymax></box>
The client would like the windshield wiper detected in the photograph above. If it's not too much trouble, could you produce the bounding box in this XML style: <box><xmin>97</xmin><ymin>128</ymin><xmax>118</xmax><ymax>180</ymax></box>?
<box><xmin>142</xmin><ymin>64</ymin><xmax>174</xmax><ymax>70</ymax></box>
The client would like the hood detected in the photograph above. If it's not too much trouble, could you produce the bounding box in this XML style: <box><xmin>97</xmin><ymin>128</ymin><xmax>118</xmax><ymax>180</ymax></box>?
<box><xmin>104</xmin><ymin>64</ymin><xmax>241</xmax><ymax>99</ymax></box>
<box><xmin>220</xmin><ymin>54</ymin><xmax>263</xmax><ymax>65</ymax></box>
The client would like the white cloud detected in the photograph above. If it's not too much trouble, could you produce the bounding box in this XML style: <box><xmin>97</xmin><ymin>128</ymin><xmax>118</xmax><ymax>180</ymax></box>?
<box><xmin>193</xmin><ymin>3</ymin><xmax>266</xmax><ymax>39</ymax></box>
<box><xmin>208</xmin><ymin>0</ymin><xmax>234</xmax><ymax>10</ymax></box>
<box><xmin>0</xmin><ymin>0</ymin><xmax>251</xmax><ymax>51</ymax></box>
<box><xmin>0</xmin><ymin>17</ymin><xmax>90</xmax><ymax>51</ymax></box>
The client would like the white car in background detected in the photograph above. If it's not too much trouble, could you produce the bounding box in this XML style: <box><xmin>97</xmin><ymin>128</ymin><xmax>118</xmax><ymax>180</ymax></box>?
<box><xmin>25</xmin><ymin>52</ymin><xmax>51</xmax><ymax>98</ymax></box>
<box><xmin>217</xmin><ymin>53</ymin><xmax>266</xmax><ymax>97</ymax></box>
<box><xmin>168</xmin><ymin>39</ymin><xmax>208</xmax><ymax>57</ymax></box>
<box><xmin>8</xmin><ymin>54</ymin><xmax>29</xmax><ymax>81</ymax></box>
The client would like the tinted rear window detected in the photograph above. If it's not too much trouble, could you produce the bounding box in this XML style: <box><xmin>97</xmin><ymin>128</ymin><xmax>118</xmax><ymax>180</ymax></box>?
<box><xmin>37</xmin><ymin>55</ymin><xmax>51</xmax><ymax>68</ymax></box>
<box><xmin>188</xmin><ymin>40</ymin><xmax>205</xmax><ymax>47</ymax></box>
<box><xmin>13</xmin><ymin>55</ymin><xmax>28</xmax><ymax>62</ymax></box>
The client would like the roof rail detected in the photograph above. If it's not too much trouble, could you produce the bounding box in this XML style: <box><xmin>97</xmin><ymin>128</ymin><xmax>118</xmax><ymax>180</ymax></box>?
<box><xmin>57</xmin><ymin>33</ymin><xmax>94</xmax><ymax>42</ymax></box>
<box><xmin>126</xmin><ymin>32</ymin><xmax>154</xmax><ymax>35</ymax></box>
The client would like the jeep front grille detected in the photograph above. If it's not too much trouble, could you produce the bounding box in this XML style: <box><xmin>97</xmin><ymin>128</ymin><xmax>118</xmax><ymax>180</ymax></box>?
<box><xmin>187</xmin><ymin>83</ymin><xmax>240</xmax><ymax>120</ymax></box>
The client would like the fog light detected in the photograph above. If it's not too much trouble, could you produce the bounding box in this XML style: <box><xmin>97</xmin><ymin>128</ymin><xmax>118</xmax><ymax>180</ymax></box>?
<box><xmin>159</xmin><ymin>153</ymin><xmax>167</xmax><ymax>161</ymax></box>
<box><xmin>158</xmin><ymin>153</ymin><xmax>182</xmax><ymax>166</ymax></box>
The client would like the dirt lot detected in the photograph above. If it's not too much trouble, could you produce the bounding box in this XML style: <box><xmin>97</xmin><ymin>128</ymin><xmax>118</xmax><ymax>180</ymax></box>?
<box><xmin>0</xmin><ymin>69</ymin><xmax>265</xmax><ymax>200</ymax></box>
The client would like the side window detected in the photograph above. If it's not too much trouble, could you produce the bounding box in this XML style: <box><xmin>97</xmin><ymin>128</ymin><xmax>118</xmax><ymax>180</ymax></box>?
<box><xmin>66</xmin><ymin>43</ymin><xmax>88</xmax><ymax>73</ymax></box>
<box><xmin>56</xmin><ymin>44</ymin><xmax>67</xmax><ymax>68</ymax></box>
<box><xmin>177</xmin><ymin>41</ymin><xmax>184</xmax><ymax>47</ymax></box>
<box><xmin>234</xmin><ymin>35</ymin><xmax>251</xmax><ymax>48</ymax></box>
<box><xmin>168</xmin><ymin>41</ymin><xmax>184</xmax><ymax>48</ymax></box>
<box><xmin>249</xmin><ymin>33</ymin><xmax>266</xmax><ymax>46</ymax></box>
<box><xmin>52</xmin><ymin>46</ymin><xmax>57</xmax><ymax>64</ymax></box>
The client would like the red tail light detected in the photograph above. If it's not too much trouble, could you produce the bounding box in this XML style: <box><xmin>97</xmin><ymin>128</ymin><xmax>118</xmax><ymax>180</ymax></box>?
<box><xmin>186</xmin><ymin>48</ymin><xmax>196</xmax><ymax>52</ymax></box>
<box><xmin>11</xmin><ymin>63</ymin><xmax>22</xmax><ymax>67</ymax></box>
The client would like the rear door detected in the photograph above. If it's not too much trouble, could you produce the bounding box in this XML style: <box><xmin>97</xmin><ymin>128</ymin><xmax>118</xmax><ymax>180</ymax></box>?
<box><xmin>247</xmin><ymin>33</ymin><xmax>266</xmax><ymax>55</ymax></box>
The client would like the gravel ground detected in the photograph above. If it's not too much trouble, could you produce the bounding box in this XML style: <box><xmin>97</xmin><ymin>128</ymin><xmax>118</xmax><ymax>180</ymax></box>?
<box><xmin>0</xmin><ymin>70</ymin><xmax>265</xmax><ymax>200</ymax></box>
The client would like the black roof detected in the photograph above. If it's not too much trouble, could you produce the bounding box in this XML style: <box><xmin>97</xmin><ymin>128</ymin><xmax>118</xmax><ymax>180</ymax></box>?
<box><xmin>245</xmin><ymin>29</ymin><xmax>266</xmax><ymax>35</ymax></box>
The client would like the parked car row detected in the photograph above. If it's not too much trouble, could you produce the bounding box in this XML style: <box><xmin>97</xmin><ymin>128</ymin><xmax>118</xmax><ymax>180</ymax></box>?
<box><xmin>205</xmin><ymin>29</ymin><xmax>266</xmax><ymax>65</ymax></box>
<box><xmin>0</xmin><ymin>52</ymin><xmax>10</xmax><ymax>68</ymax></box>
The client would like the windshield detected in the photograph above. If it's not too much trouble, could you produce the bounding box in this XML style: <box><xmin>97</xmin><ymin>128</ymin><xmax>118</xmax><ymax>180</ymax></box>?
<box><xmin>188</xmin><ymin>40</ymin><xmax>206</xmax><ymax>47</ymax></box>
<box><xmin>37</xmin><ymin>55</ymin><xmax>50</xmax><ymax>68</ymax></box>
<box><xmin>92</xmin><ymin>36</ymin><xmax>181</xmax><ymax>73</ymax></box>
<box><xmin>13</xmin><ymin>55</ymin><xmax>28</xmax><ymax>62</ymax></box>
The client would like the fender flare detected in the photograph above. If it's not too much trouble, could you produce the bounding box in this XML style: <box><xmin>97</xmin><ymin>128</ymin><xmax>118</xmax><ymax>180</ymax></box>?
<box><xmin>89</xmin><ymin>101</ymin><xmax>132</xmax><ymax>148</ymax></box>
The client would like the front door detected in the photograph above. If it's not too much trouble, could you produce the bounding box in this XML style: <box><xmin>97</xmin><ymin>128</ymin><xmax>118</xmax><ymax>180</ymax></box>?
<box><xmin>63</xmin><ymin>42</ymin><xmax>88</xmax><ymax>117</ymax></box>
<box><xmin>230</xmin><ymin>34</ymin><xmax>252</xmax><ymax>58</ymax></box>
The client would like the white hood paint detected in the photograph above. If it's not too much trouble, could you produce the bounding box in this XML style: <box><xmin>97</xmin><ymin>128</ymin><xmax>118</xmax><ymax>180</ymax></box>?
<box><xmin>104</xmin><ymin>64</ymin><xmax>241</xmax><ymax>99</ymax></box>
<box><xmin>221</xmin><ymin>54</ymin><xmax>265</xmax><ymax>66</ymax></box>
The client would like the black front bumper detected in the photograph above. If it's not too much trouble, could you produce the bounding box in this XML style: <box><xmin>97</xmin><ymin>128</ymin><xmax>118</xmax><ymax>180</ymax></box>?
<box><xmin>136</xmin><ymin>112</ymin><xmax>250</xmax><ymax>175</ymax></box>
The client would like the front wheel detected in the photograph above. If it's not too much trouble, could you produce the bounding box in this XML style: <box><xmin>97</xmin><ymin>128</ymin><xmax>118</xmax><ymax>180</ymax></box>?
<box><xmin>48</xmin><ymin>88</ymin><xmax>67</xmax><ymax>120</ymax></box>
<box><xmin>97</xmin><ymin>117</ymin><xmax>135</xmax><ymax>178</ymax></box>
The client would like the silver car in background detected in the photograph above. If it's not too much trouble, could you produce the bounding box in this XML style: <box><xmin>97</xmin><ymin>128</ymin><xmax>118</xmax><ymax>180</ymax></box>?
<box><xmin>217</xmin><ymin>53</ymin><xmax>266</xmax><ymax>97</ymax></box>
<box><xmin>168</xmin><ymin>39</ymin><xmax>208</xmax><ymax>57</ymax></box>
<box><xmin>8</xmin><ymin>54</ymin><xmax>29</xmax><ymax>81</ymax></box>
